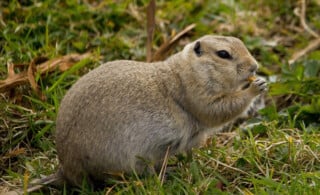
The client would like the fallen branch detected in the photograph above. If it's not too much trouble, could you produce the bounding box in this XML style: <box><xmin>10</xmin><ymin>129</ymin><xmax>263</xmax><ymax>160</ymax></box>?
<box><xmin>0</xmin><ymin>53</ymin><xmax>92</xmax><ymax>93</ymax></box>
<box><xmin>151</xmin><ymin>23</ymin><xmax>196</xmax><ymax>62</ymax></box>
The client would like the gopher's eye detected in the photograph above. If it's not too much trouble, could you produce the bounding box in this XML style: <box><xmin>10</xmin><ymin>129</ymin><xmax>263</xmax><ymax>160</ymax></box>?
<box><xmin>216</xmin><ymin>50</ymin><xmax>232</xmax><ymax>59</ymax></box>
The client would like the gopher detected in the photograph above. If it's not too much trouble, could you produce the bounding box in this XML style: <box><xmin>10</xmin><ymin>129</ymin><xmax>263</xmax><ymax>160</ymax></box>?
<box><xmin>53</xmin><ymin>35</ymin><xmax>267</xmax><ymax>187</ymax></box>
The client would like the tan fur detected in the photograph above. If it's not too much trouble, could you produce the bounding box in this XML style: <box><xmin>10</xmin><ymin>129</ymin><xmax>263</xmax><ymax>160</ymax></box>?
<box><xmin>55</xmin><ymin>35</ymin><xmax>267</xmax><ymax>186</ymax></box>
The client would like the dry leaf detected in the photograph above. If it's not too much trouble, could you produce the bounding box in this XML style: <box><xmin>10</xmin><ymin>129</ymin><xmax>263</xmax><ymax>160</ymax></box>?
<box><xmin>27</xmin><ymin>59</ymin><xmax>39</xmax><ymax>92</ymax></box>
<box><xmin>4</xmin><ymin>147</ymin><xmax>26</xmax><ymax>159</ymax></box>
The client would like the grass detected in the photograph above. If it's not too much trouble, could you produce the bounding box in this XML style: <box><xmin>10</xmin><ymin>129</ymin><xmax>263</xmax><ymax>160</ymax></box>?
<box><xmin>1</xmin><ymin>0</ymin><xmax>320</xmax><ymax>194</ymax></box>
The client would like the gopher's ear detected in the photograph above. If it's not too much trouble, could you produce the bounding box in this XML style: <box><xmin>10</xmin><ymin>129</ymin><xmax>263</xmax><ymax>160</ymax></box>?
<box><xmin>194</xmin><ymin>41</ymin><xmax>202</xmax><ymax>57</ymax></box>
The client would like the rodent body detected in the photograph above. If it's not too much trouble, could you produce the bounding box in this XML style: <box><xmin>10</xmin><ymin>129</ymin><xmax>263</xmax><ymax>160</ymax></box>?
<box><xmin>55</xmin><ymin>35</ymin><xmax>267</xmax><ymax>186</ymax></box>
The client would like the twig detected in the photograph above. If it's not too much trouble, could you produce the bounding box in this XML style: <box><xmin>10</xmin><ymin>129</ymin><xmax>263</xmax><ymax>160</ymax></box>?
<box><xmin>105</xmin><ymin>183</ymin><xmax>118</xmax><ymax>195</ymax></box>
<box><xmin>289</xmin><ymin>38</ymin><xmax>320</xmax><ymax>64</ymax></box>
<box><xmin>0</xmin><ymin>53</ymin><xmax>91</xmax><ymax>93</ymax></box>
<box><xmin>289</xmin><ymin>0</ymin><xmax>320</xmax><ymax>64</ymax></box>
<box><xmin>158</xmin><ymin>146</ymin><xmax>170</xmax><ymax>186</ymax></box>
<box><xmin>146</xmin><ymin>0</ymin><xmax>156</xmax><ymax>62</ymax></box>
<box><xmin>299</xmin><ymin>0</ymin><xmax>319</xmax><ymax>38</ymax></box>
<box><xmin>210</xmin><ymin>158</ymin><xmax>249</xmax><ymax>175</ymax></box>
<box><xmin>151</xmin><ymin>23</ymin><xmax>196</xmax><ymax>62</ymax></box>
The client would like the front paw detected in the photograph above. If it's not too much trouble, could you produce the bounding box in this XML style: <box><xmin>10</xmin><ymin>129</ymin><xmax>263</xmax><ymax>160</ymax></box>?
<box><xmin>249</xmin><ymin>78</ymin><xmax>267</xmax><ymax>95</ymax></box>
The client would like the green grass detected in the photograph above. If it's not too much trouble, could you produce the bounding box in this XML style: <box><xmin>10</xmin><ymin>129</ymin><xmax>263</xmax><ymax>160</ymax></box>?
<box><xmin>1</xmin><ymin>0</ymin><xmax>320</xmax><ymax>194</ymax></box>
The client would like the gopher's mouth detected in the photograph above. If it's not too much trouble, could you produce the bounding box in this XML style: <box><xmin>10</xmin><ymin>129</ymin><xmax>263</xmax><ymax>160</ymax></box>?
<box><xmin>239</xmin><ymin>73</ymin><xmax>256</xmax><ymax>90</ymax></box>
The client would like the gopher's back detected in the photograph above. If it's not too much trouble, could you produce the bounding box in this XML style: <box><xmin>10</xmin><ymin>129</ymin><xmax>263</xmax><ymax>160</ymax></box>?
<box><xmin>55</xmin><ymin>60</ymin><xmax>190</xmax><ymax>186</ymax></box>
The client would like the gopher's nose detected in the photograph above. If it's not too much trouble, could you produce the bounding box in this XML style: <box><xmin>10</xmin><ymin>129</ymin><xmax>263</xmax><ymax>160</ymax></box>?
<box><xmin>249</xmin><ymin>64</ymin><xmax>258</xmax><ymax>72</ymax></box>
